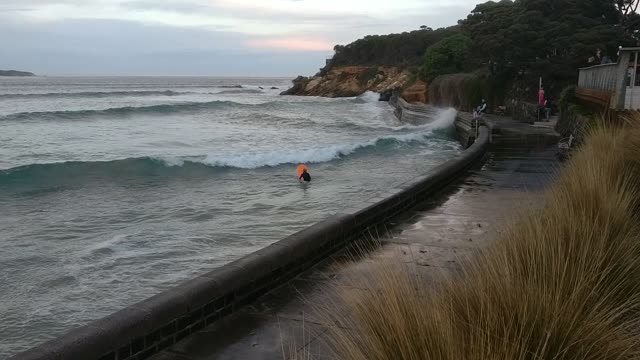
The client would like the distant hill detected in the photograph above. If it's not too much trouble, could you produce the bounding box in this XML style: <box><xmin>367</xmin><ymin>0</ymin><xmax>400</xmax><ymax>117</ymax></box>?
<box><xmin>0</xmin><ymin>70</ymin><xmax>35</xmax><ymax>77</ymax></box>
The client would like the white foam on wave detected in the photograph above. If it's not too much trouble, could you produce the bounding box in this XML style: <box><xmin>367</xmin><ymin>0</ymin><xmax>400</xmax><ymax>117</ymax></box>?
<box><xmin>154</xmin><ymin>155</ymin><xmax>186</xmax><ymax>167</ymax></box>
<box><xmin>429</xmin><ymin>107</ymin><xmax>458</xmax><ymax>129</ymax></box>
<box><xmin>84</xmin><ymin>234</ymin><xmax>129</xmax><ymax>254</ymax></box>
<box><xmin>152</xmin><ymin>106</ymin><xmax>458</xmax><ymax>170</ymax></box>
<box><xmin>384</xmin><ymin>107</ymin><xmax>457</xmax><ymax>131</ymax></box>
<box><xmin>153</xmin><ymin>131</ymin><xmax>436</xmax><ymax>170</ymax></box>
<box><xmin>356</xmin><ymin>91</ymin><xmax>381</xmax><ymax>103</ymax></box>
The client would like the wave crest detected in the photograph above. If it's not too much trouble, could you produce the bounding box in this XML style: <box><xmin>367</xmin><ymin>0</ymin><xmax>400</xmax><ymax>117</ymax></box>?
<box><xmin>0</xmin><ymin>90</ymin><xmax>193</xmax><ymax>99</ymax></box>
<box><xmin>0</xmin><ymin>131</ymin><xmax>445</xmax><ymax>187</ymax></box>
<box><xmin>0</xmin><ymin>100</ymin><xmax>274</xmax><ymax>122</ymax></box>
<box><xmin>216</xmin><ymin>89</ymin><xmax>263</xmax><ymax>95</ymax></box>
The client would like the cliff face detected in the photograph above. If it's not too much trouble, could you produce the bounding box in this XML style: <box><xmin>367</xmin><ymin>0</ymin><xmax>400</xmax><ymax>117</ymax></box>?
<box><xmin>281</xmin><ymin>66</ymin><xmax>413</xmax><ymax>97</ymax></box>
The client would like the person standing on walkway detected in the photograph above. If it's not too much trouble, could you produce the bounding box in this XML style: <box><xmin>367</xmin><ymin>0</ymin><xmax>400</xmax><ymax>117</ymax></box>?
<box><xmin>474</xmin><ymin>99</ymin><xmax>487</xmax><ymax>119</ymax></box>
<box><xmin>472</xmin><ymin>99</ymin><xmax>487</xmax><ymax>138</ymax></box>
<box><xmin>538</xmin><ymin>86</ymin><xmax>546</xmax><ymax>122</ymax></box>
<box><xmin>543</xmin><ymin>99</ymin><xmax>552</xmax><ymax>121</ymax></box>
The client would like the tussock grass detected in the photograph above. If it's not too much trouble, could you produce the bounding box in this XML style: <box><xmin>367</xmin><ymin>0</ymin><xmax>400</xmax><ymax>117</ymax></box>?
<box><xmin>321</xmin><ymin>119</ymin><xmax>640</xmax><ymax>359</ymax></box>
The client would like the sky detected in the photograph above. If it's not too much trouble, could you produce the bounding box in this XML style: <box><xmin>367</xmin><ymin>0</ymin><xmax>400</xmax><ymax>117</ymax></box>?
<box><xmin>0</xmin><ymin>0</ymin><xmax>481</xmax><ymax>76</ymax></box>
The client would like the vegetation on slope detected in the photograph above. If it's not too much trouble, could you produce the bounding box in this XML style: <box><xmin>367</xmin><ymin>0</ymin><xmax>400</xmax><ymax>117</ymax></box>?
<box><xmin>320</xmin><ymin>118</ymin><xmax>640</xmax><ymax>359</ymax></box>
<box><xmin>321</xmin><ymin>0</ymin><xmax>640</xmax><ymax>100</ymax></box>
<box><xmin>328</xmin><ymin>27</ymin><xmax>459</xmax><ymax>69</ymax></box>
<box><xmin>450</xmin><ymin>0</ymin><xmax>637</xmax><ymax>98</ymax></box>
<box><xmin>421</xmin><ymin>34</ymin><xmax>471</xmax><ymax>81</ymax></box>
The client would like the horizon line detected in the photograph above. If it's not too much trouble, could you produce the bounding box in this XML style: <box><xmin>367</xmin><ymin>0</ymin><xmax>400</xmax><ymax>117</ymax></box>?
<box><xmin>2</xmin><ymin>74</ymin><xmax>298</xmax><ymax>78</ymax></box>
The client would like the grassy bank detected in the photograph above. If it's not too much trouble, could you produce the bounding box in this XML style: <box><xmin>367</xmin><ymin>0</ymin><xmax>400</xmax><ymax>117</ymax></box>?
<box><xmin>321</xmin><ymin>119</ymin><xmax>640</xmax><ymax>359</ymax></box>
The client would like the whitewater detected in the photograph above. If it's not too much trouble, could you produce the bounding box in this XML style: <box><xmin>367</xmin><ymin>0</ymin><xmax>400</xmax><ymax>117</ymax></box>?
<box><xmin>0</xmin><ymin>76</ymin><xmax>461</xmax><ymax>357</ymax></box>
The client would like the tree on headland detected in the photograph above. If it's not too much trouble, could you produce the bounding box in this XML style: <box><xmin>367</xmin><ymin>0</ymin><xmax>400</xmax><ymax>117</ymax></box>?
<box><xmin>320</xmin><ymin>0</ymin><xmax>640</xmax><ymax>100</ymax></box>
<box><xmin>421</xmin><ymin>34</ymin><xmax>472</xmax><ymax>81</ymax></box>
<box><xmin>617</xmin><ymin>0</ymin><xmax>640</xmax><ymax>17</ymax></box>
<box><xmin>616</xmin><ymin>0</ymin><xmax>640</xmax><ymax>38</ymax></box>
<box><xmin>325</xmin><ymin>27</ymin><xmax>459</xmax><ymax>69</ymax></box>
<box><xmin>451</xmin><ymin>0</ymin><xmax>637</xmax><ymax>97</ymax></box>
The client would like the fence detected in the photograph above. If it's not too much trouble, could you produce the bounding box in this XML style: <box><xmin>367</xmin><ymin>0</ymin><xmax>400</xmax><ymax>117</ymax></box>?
<box><xmin>578</xmin><ymin>63</ymin><xmax>618</xmax><ymax>92</ymax></box>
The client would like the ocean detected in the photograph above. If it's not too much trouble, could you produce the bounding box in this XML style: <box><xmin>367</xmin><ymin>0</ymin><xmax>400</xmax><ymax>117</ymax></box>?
<box><xmin>0</xmin><ymin>76</ymin><xmax>461</xmax><ymax>357</ymax></box>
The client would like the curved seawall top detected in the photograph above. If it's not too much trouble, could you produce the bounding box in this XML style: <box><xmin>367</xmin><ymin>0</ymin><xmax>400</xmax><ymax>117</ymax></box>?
<box><xmin>11</xmin><ymin>127</ymin><xmax>490</xmax><ymax>360</ymax></box>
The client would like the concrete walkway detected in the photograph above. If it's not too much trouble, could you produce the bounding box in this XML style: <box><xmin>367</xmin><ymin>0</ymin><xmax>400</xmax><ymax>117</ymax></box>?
<box><xmin>150</xmin><ymin>120</ymin><xmax>561</xmax><ymax>360</ymax></box>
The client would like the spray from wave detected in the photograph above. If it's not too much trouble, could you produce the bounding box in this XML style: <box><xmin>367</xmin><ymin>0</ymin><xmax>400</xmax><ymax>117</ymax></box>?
<box><xmin>352</xmin><ymin>91</ymin><xmax>381</xmax><ymax>104</ymax></box>
<box><xmin>336</xmin><ymin>104</ymin><xmax>457</xmax><ymax>132</ymax></box>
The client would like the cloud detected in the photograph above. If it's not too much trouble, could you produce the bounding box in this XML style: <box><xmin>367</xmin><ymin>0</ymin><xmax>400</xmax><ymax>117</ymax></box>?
<box><xmin>0</xmin><ymin>17</ymin><xmax>328</xmax><ymax>75</ymax></box>
<box><xmin>0</xmin><ymin>0</ymin><xmax>97</xmax><ymax>10</ymax></box>
<box><xmin>120</xmin><ymin>0</ymin><xmax>212</xmax><ymax>14</ymax></box>
<box><xmin>247</xmin><ymin>37</ymin><xmax>333</xmax><ymax>52</ymax></box>
<box><xmin>0</xmin><ymin>9</ymin><xmax>33</xmax><ymax>12</ymax></box>
<box><xmin>0</xmin><ymin>0</ymin><xmax>481</xmax><ymax>75</ymax></box>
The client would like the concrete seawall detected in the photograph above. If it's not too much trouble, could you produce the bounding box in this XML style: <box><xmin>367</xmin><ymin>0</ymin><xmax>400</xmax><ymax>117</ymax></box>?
<box><xmin>454</xmin><ymin>111</ymin><xmax>479</xmax><ymax>147</ymax></box>
<box><xmin>150</xmin><ymin>110</ymin><xmax>562</xmax><ymax>359</ymax></box>
<box><xmin>12</xmin><ymin>125</ymin><xmax>490</xmax><ymax>360</ymax></box>
<box><xmin>390</xmin><ymin>96</ymin><xmax>442</xmax><ymax>125</ymax></box>
<box><xmin>391</xmin><ymin>97</ymin><xmax>479</xmax><ymax>148</ymax></box>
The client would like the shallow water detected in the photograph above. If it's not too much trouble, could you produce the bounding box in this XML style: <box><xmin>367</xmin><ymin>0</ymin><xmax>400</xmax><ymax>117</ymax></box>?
<box><xmin>0</xmin><ymin>76</ymin><xmax>461</xmax><ymax>357</ymax></box>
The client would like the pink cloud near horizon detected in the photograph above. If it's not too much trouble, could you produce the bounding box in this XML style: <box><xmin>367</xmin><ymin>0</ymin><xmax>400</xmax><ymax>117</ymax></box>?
<box><xmin>247</xmin><ymin>37</ymin><xmax>333</xmax><ymax>52</ymax></box>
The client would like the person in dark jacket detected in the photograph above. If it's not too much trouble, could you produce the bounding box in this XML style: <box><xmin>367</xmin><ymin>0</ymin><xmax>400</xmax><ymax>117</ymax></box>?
<box><xmin>299</xmin><ymin>168</ymin><xmax>311</xmax><ymax>182</ymax></box>
<box><xmin>473</xmin><ymin>99</ymin><xmax>487</xmax><ymax>119</ymax></box>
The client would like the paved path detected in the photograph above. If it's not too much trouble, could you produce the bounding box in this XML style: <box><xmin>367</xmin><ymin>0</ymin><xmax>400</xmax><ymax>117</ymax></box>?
<box><xmin>454</xmin><ymin>112</ymin><xmax>559</xmax><ymax>148</ymax></box>
<box><xmin>483</xmin><ymin>115</ymin><xmax>559</xmax><ymax>147</ymax></box>
<box><xmin>151</xmin><ymin>123</ymin><xmax>562</xmax><ymax>360</ymax></box>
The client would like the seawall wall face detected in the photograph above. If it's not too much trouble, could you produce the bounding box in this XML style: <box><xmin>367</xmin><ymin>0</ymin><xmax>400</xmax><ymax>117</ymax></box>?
<box><xmin>12</xmin><ymin>128</ymin><xmax>490</xmax><ymax>360</ymax></box>
<box><xmin>454</xmin><ymin>112</ymin><xmax>481</xmax><ymax>148</ymax></box>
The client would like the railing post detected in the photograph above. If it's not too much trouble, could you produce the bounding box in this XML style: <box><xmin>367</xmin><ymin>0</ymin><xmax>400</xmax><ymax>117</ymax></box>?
<box><xmin>614</xmin><ymin>52</ymin><xmax>631</xmax><ymax>110</ymax></box>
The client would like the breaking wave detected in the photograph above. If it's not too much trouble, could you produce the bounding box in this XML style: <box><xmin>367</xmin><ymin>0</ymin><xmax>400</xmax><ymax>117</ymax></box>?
<box><xmin>0</xmin><ymin>131</ymin><xmax>448</xmax><ymax>187</ymax></box>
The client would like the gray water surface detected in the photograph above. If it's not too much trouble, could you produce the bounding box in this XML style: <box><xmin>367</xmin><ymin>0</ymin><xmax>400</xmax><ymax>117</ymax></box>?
<box><xmin>0</xmin><ymin>76</ymin><xmax>461</xmax><ymax>357</ymax></box>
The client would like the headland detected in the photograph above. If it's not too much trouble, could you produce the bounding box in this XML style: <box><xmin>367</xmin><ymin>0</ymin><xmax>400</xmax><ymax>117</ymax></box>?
<box><xmin>0</xmin><ymin>70</ymin><xmax>35</xmax><ymax>77</ymax></box>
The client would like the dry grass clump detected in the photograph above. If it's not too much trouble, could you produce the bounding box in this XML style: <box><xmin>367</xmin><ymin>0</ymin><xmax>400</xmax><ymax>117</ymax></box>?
<box><xmin>322</xmin><ymin>119</ymin><xmax>640</xmax><ymax>359</ymax></box>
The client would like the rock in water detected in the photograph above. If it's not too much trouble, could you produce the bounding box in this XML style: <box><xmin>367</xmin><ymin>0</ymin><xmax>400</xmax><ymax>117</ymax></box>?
<box><xmin>280</xmin><ymin>76</ymin><xmax>310</xmax><ymax>95</ymax></box>
<box><xmin>378</xmin><ymin>89</ymin><xmax>394</xmax><ymax>102</ymax></box>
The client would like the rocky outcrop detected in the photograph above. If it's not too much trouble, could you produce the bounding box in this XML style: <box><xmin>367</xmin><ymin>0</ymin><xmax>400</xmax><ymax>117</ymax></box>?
<box><xmin>281</xmin><ymin>66</ymin><xmax>412</xmax><ymax>98</ymax></box>
<box><xmin>0</xmin><ymin>70</ymin><xmax>35</xmax><ymax>76</ymax></box>
<box><xmin>401</xmin><ymin>80</ymin><xmax>428</xmax><ymax>103</ymax></box>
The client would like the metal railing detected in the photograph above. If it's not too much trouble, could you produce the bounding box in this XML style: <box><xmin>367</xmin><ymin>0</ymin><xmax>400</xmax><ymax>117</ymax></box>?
<box><xmin>578</xmin><ymin>63</ymin><xmax>619</xmax><ymax>92</ymax></box>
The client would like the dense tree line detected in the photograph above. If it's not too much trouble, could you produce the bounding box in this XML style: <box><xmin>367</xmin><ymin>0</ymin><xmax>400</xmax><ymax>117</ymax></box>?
<box><xmin>325</xmin><ymin>0</ymin><xmax>640</xmax><ymax>99</ymax></box>
<box><xmin>454</xmin><ymin>0</ymin><xmax>637</xmax><ymax>95</ymax></box>
<box><xmin>326</xmin><ymin>27</ymin><xmax>458</xmax><ymax>69</ymax></box>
